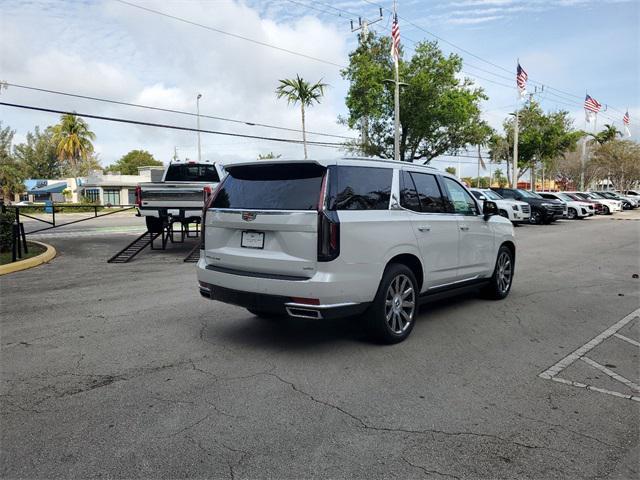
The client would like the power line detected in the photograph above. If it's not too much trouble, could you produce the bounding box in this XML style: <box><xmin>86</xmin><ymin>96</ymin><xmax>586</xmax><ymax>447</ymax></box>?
<box><xmin>4</xmin><ymin>82</ymin><xmax>355</xmax><ymax>140</ymax></box>
<box><xmin>0</xmin><ymin>101</ymin><xmax>344</xmax><ymax>148</ymax></box>
<box><xmin>113</xmin><ymin>0</ymin><xmax>347</xmax><ymax>68</ymax></box>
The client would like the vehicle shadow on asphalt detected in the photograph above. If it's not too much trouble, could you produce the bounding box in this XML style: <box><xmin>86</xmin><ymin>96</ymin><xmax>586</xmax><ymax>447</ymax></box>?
<box><xmin>209</xmin><ymin>293</ymin><xmax>482</xmax><ymax>350</ymax></box>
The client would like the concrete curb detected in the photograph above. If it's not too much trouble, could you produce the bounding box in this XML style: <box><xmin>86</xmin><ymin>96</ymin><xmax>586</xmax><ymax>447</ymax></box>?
<box><xmin>0</xmin><ymin>241</ymin><xmax>57</xmax><ymax>276</ymax></box>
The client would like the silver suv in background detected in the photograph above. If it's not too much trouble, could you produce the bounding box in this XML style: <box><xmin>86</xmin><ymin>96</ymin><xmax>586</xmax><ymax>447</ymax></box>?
<box><xmin>197</xmin><ymin>158</ymin><xmax>516</xmax><ymax>343</ymax></box>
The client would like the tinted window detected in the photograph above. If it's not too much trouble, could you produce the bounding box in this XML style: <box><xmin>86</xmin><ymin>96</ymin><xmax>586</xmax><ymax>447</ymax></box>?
<box><xmin>443</xmin><ymin>178</ymin><xmax>478</xmax><ymax>215</ymax></box>
<box><xmin>331</xmin><ymin>166</ymin><xmax>392</xmax><ymax>210</ymax></box>
<box><xmin>471</xmin><ymin>190</ymin><xmax>484</xmax><ymax>200</ymax></box>
<box><xmin>212</xmin><ymin>163</ymin><xmax>325</xmax><ymax>210</ymax></box>
<box><xmin>400</xmin><ymin>171</ymin><xmax>421</xmax><ymax>212</ymax></box>
<box><xmin>165</xmin><ymin>164</ymin><xmax>220</xmax><ymax>182</ymax></box>
<box><xmin>410</xmin><ymin>172</ymin><xmax>446</xmax><ymax>213</ymax></box>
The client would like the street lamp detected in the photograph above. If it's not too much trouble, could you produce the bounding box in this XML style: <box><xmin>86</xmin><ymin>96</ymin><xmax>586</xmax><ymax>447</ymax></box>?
<box><xmin>196</xmin><ymin>93</ymin><xmax>202</xmax><ymax>162</ymax></box>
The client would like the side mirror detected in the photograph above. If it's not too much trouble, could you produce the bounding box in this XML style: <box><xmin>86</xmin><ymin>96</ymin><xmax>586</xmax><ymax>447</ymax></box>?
<box><xmin>483</xmin><ymin>200</ymin><xmax>499</xmax><ymax>220</ymax></box>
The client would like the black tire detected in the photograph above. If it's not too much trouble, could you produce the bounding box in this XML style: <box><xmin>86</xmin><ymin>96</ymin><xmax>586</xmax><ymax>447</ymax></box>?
<box><xmin>247</xmin><ymin>308</ymin><xmax>282</xmax><ymax>319</ymax></box>
<box><xmin>567</xmin><ymin>208</ymin><xmax>577</xmax><ymax>220</ymax></box>
<box><xmin>602</xmin><ymin>205</ymin><xmax>610</xmax><ymax>215</ymax></box>
<box><xmin>529</xmin><ymin>210</ymin><xmax>543</xmax><ymax>224</ymax></box>
<box><xmin>499</xmin><ymin>209</ymin><xmax>509</xmax><ymax>219</ymax></box>
<box><xmin>145</xmin><ymin>216</ymin><xmax>164</xmax><ymax>234</ymax></box>
<box><xmin>481</xmin><ymin>245</ymin><xmax>515</xmax><ymax>300</ymax></box>
<box><xmin>366</xmin><ymin>263</ymin><xmax>418</xmax><ymax>344</ymax></box>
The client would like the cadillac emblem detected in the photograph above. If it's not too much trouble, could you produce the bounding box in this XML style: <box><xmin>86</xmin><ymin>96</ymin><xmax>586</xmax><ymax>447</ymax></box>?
<box><xmin>242</xmin><ymin>211</ymin><xmax>257</xmax><ymax>221</ymax></box>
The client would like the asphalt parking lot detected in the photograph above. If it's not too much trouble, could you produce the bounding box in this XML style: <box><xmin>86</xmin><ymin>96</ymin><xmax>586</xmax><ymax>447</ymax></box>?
<box><xmin>1</xmin><ymin>212</ymin><xmax>639</xmax><ymax>479</ymax></box>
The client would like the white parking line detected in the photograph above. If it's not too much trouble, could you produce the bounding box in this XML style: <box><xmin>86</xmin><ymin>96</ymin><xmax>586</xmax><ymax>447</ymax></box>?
<box><xmin>539</xmin><ymin>307</ymin><xmax>640</xmax><ymax>380</ymax></box>
<box><xmin>614</xmin><ymin>333</ymin><xmax>640</xmax><ymax>348</ymax></box>
<box><xmin>539</xmin><ymin>307</ymin><xmax>640</xmax><ymax>402</ymax></box>
<box><xmin>581</xmin><ymin>356</ymin><xmax>640</xmax><ymax>392</ymax></box>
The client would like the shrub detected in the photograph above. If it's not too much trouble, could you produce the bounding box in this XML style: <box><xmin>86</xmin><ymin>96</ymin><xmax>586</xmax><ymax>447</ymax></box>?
<box><xmin>0</xmin><ymin>209</ymin><xmax>16</xmax><ymax>253</ymax></box>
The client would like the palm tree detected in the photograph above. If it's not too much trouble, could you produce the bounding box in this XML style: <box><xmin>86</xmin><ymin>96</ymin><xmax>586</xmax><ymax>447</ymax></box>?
<box><xmin>590</xmin><ymin>124</ymin><xmax>621</xmax><ymax>145</ymax></box>
<box><xmin>51</xmin><ymin>114</ymin><xmax>96</xmax><ymax>176</ymax></box>
<box><xmin>276</xmin><ymin>75</ymin><xmax>327</xmax><ymax>159</ymax></box>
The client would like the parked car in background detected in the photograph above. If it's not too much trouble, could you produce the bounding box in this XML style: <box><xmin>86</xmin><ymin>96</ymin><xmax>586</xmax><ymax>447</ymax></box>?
<box><xmin>198</xmin><ymin>158</ymin><xmax>516</xmax><ymax>344</ymax></box>
<box><xmin>564</xmin><ymin>192</ymin><xmax>604</xmax><ymax>214</ymax></box>
<box><xmin>622</xmin><ymin>190</ymin><xmax>640</xmax><ymax>198</ymax></box>
<box><xmin>469</xmin><ymin>188</ymin><xmax>530</xmax><ymax>224</ymax></box>
<box><xmin>594</xmin><ymin>191</ymin><xmax>638</xmax><ymax>209</ymax></box>
<box><xmin>136</xmin><ymin>160</ymin><xmax>225</xmax><ymax>233</ymax></box>
<box><xmin>566</xmin><ymin>192</ymin><xmax>621</xmax><ymax>215</ymax></box>
<box><xmin>491</xmin><ymin>188</ymin><xmax>565</xmax><ymax>224</ymax></box>
<box><xmin>537</xmin><ymin>192</ymin><xmax>594</xmax><ymax>219</ymax></box>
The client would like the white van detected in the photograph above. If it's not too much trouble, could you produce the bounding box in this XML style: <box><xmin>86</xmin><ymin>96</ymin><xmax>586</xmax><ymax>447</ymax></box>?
<box><xmin>197</xmin><ymin>158</ymin><xmax>516</xmax><ymax>343</ymax></box>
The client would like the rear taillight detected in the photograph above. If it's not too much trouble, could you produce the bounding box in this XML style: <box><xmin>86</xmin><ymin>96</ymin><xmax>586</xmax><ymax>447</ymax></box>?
<box><xmin>135</xmin><ymin>185</ymin><xmax>142</xmax><ymax>207</ymax></box>
<box><xmin>203</xmin><ymin>185</ymin><xmax>212</xmax><ymax>204</ymax></box>
<box><xmin>317</xmin><ymin>171</ymin><xmax>339</xmax><ymax>262</ymax></box>
<box><xmin>200</xmin><ymin>182</ymin><xmax>224</xmax><ymax>250</ymax></box>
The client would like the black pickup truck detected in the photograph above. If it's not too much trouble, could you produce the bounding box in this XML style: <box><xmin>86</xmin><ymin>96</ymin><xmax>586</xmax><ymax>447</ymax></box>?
<box><xmin>491</xmin><ymin>188</ymin><xmax>566</xmax><ymax>224</ymax></box>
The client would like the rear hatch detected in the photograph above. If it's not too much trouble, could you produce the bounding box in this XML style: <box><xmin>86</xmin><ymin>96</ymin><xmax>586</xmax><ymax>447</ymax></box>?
<box><xmin>203</xmin><ymin>162</ymin><xmax>326</xmax><ymax>279</ymax></box>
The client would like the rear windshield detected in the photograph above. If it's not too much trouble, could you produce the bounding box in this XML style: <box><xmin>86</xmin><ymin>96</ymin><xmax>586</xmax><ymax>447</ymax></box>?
<box><xmin>164</xmin><ymin>164</ymin><xmax>220</xmax><ymax>182</ymax></box>
<box><xmin>212</xmin><ymin>163</ymin><xmax>325</xmax><ymax>210</ymax></box>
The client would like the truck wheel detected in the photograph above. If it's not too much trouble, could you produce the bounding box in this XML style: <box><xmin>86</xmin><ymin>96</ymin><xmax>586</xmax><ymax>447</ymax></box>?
<box><xmin>366</xmin><ymin>263</ymin><xmax>417</xmax><ymax>344</ymax></box>
<box><xmin>481</xmin><ymin>245</ymin><xmax>514</xmax><ymax>300</ymax></box>
<box><xmin>602</xmin><ymin>205</ymin><xmax>610</xmax><ymax>215</ymax></box>
<box><xmin>567</xmin><ymin>208</ymin><xmax>577</xmax><ymax>219</ymax></box>
<box><xmin>145</xmin><ymin>216</ymin><xmax>164</xmax><ymax>234</ymax></box>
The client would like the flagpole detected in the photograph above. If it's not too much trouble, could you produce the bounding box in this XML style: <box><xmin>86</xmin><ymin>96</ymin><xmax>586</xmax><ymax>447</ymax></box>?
<box><xmin>393</xmin><ymin>1</ymin><xmax>400</xmax><ymax>162</ymax></box>
<box><xmin>580</xmin><ymin>94</ymin><xmax>587</xmax><ymax>191</ymax></box>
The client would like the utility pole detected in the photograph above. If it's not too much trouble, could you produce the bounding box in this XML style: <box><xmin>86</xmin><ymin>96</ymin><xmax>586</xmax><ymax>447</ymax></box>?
<box><xmin>512</xmin><ymin>108</ymin><xmax>519</xmax><ymax>188</ymax></box>
<box><xmin>350</xmin><ymin>8</ymin><xmax>382</xmax><ymax>155</ymax></box>
<box><xmin>172</xmin><ymin>146</ymin><xmax>179</xmax><ymax>162</ymax></box>
<box><xmin>196</xmin><ymin>93</ymin><xmax>202</xmax><ymax>162</ymax></box>
<box><xmin>392</xmin><ymin>0</ymin><xmax>400</xmax><ymax>161</ymax></box>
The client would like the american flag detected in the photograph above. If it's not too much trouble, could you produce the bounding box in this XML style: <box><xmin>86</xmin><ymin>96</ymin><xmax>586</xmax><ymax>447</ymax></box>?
<box><xmin>584</xmin><ymin>94</ymin><xmax>602</xmax><ymax>114</ymax></box>
<box><xmin>623</xmin><ymin>110</ymin><xmax>630</xmax><ymax>125</ymax></box>
<box><xmin>516</xmin><ymin>63</ymin><xmax>528</xmax><ymax>93</ymax></box>
<box><xmin>391</xmin><ymin>14</ymin><xmax>400</xmax><ymax>63</ymax></box>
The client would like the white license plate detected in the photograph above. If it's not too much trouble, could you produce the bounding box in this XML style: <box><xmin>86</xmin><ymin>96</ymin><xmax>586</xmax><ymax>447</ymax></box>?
<box><xmin>241</xmin><ymin>231</ymin><xmax>264</xmax><ymax>249</ymax></box>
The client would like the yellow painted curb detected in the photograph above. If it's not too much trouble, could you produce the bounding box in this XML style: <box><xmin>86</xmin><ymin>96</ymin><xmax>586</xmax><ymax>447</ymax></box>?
<box><xmin>0</xmin><ymin>241</ymin><xmax>57</xmax><ymax>276</ymax></box>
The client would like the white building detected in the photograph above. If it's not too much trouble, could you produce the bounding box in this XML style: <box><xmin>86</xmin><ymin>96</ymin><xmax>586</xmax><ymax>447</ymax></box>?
<box><xmin>79</xmin><ymin>166</ymin><xmax>165</xmax><ymax>205</ymax></box>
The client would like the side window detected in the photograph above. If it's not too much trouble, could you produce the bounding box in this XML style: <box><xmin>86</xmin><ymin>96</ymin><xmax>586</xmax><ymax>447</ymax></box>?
<box><xmin>442</xmin><ymin>178</ymin><xmax>479</xmax><ymax>215</ymax></box>
<box><xmin>331</xmin><ymin>166</ymin><xmax>392</xmax><ymax>210</ymax></box>
<box><xmin>410</xmin><ymin>172</ymin><xmax>446</xmax><ymax>213</ymax></box>
<box><xmin>400</xmin><ymin>171</ymin><xmax>421</xmax><ymax>212</ymax></box>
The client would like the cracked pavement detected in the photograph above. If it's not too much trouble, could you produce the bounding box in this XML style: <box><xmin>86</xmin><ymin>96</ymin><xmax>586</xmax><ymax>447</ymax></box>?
<box><xmin>1</xmin><ymin>213</ymin><xmax>639</xmax><ymax>479</ymax></box>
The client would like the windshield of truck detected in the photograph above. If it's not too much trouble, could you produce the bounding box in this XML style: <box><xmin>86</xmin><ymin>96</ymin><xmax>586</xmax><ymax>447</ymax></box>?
<box><xmin>482</xmin><ymin>190</ymin><xmax>503</xmax><ymax>200</ymax></box>
<box><xmin>164</xmin><ymin>163</ymin><xmax>220</xmax><ymax>182</ymax></box>
<box><xmin>212</xmin><ymin>163</ymin><xmax>326</xmax><ymax>210</ymax></box>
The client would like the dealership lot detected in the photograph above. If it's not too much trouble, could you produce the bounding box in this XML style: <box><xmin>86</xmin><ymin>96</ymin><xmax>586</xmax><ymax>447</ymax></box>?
<box><xmin>1</xmin><ymin>214</ymin><xmax>639</xmax><ymax>478</ymax></box>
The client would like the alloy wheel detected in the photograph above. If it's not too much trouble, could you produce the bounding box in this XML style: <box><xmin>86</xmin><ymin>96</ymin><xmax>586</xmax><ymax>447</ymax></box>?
<box><xmin>384</xmin><ymin>274</ymin><xmax>415</xmax><ymax>334</ymax></box>
<box><xmin>496</xmin><ymin>251</ymin><xmax>513</xmax><ymax>294</ymax></box>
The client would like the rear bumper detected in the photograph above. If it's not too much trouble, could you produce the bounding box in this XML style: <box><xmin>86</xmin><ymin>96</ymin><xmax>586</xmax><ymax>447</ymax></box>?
<box><xmin>198</xmin><ymin>282</ymin><xmax>368</xmax><ymax>319</ymax></box>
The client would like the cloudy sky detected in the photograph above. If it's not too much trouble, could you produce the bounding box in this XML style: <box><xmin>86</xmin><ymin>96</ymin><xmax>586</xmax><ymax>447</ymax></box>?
<box><xmin>1</xmin><ymin>0</ymin><xmax>638</xmax><ymax>177</ymax></box>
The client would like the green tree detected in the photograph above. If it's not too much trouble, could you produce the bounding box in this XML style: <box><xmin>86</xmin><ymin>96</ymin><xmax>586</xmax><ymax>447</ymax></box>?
<box><xmin>106</xmin><ymin>150</ymin><xmax>162</xmax><ymax>175</ymax></box>
<box><xmin>51</xmin><ymin>114</ymin><xmax>96</xmax><ymax>176</ymax></box>
<box><xmin>493</xmin><ymin>168</ymin><xmax>507</xmax><ymax>188</ymax></box>
<box><xmin>589</xmin><ymin>124</ymin><xmax>622</xmax><ymax>145</ymax></box>
<box><xmin>341</xmin><ymin>34</ymin><xmax>488</xmax><ymax>162</ymax></box>
<box><xmin>13</xmin><ymin>126</ymin><xmax>62</xmax><ymax>179</ymax></box>
<box><xmin>276</xmin><ymin>75</ymin><xmax>327</xmax><ymax>159</ymax></box>
<box><xmin>491</xmin><ymin>102</ymin><xmax>582</xmax><ymax>181</ymax></box>
<box><xmin>592</xmin><ymin>140</ymin><xmax>640</xmax><ymax>192</ymax></box>
<box><xmin>0</xmin><ymin>123</ymin><xmax>25</xmax><ymax>201</ymax></box>
<box><xmin>444</xmin><ymin>166</ymin><xmax>456</xmax><ymax>175</ymax></box>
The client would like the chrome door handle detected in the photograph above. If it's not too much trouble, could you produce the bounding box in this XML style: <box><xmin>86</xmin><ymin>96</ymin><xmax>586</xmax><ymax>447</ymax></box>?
<box><xmin>418</xmin><ymin>225</ymin><xmax>431</xmax><ymax>232</ymax></box>
<box><xmin>459</xmin><ymin>225</ymin><xmax>469</xmax><ymax>231</ymax></box>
